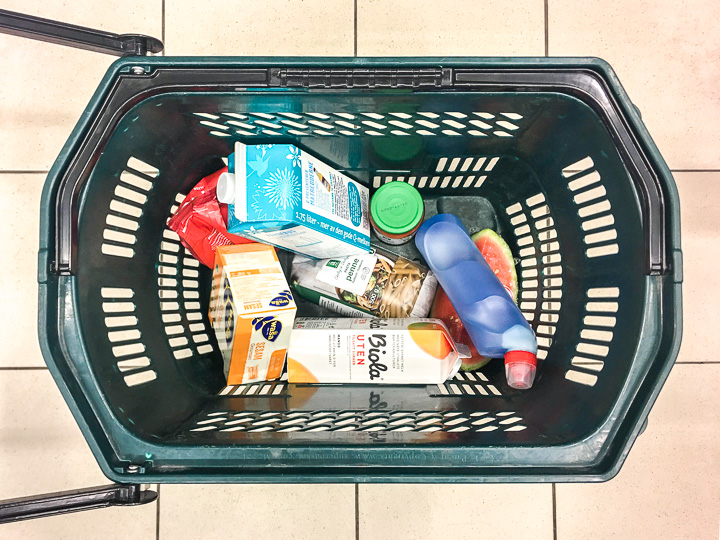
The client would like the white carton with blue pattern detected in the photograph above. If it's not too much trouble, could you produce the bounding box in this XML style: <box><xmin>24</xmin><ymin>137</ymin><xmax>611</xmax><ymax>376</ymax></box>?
<box><xmin>227</xmin><ymin>142</ymin><xmax>371</xmax><ymax>259</ymax></box>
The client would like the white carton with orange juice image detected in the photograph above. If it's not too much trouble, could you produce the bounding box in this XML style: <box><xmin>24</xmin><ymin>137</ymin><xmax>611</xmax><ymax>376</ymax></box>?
<box><xmin>209</xmin><ymin>244</ymin><xmax>296</xmax><ymax>385</ymax></box>
<box><xmin>287</xmin><ymin>318</ymin><xmax>466</xmax><ymax>384</ymax></box>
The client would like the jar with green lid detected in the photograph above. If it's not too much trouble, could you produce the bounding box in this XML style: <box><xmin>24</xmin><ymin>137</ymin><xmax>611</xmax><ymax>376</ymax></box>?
<box><xmin>369</xmin><ymin>182</ymin><xmax>425</xmax><ymax>245</ymax></box>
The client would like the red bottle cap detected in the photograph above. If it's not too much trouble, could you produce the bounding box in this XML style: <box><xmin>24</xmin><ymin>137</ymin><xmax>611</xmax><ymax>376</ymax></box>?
<box><xmin>504</xmin><ymin>350</ymin><xmax>537</xmax><ymax>390</ymax></box>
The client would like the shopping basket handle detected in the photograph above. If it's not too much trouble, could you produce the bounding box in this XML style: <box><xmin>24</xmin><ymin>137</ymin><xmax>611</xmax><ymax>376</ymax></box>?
<box><xmin>0</xmin><ymin>483</ymin><xmax>157</xmax><ymax>524</ymax></box>
<box><xmin>0</xmin><ymin>9</ymin><xmax>163</xmax><ymax>56</ymax></box>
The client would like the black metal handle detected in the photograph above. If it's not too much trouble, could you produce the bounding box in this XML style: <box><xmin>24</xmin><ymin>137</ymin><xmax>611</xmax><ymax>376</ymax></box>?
<box><xmin>0</xmin><ymin>9</ymin><xmax>163</xmax><ymax>56</ymax></box>
<box><xmin>0</xmin><ymin>484</ymin><xmax>157</xmax><ymax>524</ymax></box>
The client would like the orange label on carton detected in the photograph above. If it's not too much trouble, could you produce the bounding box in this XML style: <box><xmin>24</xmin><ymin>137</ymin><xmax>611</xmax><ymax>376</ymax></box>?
<box><xmin>287</xmin><ymin>318</ymin><xmax>463</xmax><ymax>384</ymax></box>
<box><xmin>209</xmin><ymin>244</ymin><xmax>296</xmax><ymax>384</ymax></box>
<box><xmin>230</xmin><ymin>268</ymin><xmax>281</xmax><ymax>277</ymax></box>
<box><xmin>267</xmin><ymin>349</ymin><xmax>287</xmax><ymax>380</ymax></box>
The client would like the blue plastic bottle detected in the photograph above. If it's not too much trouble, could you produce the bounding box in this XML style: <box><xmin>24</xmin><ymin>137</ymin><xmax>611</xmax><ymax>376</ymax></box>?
<box><xmin>415</xmin><ymin>214</ymin><xmax>539</xmax><ymax>389</ymax></box>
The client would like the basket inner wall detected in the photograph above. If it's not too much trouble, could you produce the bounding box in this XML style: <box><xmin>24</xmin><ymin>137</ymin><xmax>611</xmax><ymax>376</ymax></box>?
<box><xmin>74</xmin><ymin>90</ymin><xmax>647</xmax><ymax>447</ymax></box>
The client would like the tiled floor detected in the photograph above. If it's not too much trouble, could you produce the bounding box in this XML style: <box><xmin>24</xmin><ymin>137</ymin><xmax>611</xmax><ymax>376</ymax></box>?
<box><xmin>0</xmin><ymin>1</ymin><xmax>718</xmax><ymax>538</ymax></box>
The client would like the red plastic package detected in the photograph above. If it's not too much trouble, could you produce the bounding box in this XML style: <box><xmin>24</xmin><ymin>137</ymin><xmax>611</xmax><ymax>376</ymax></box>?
<box><xmin>168</xmin><ymin>167</ymin><xmax>253</xmax><ymax>267</ymax></box>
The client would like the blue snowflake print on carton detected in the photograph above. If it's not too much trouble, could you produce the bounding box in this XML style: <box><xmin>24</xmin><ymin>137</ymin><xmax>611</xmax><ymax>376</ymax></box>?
<box><xmin>226</xmin><ymin>141</ymin><xmax>371</xmax><ymax>259</ymax></box>
<box><xmin>248</xmin><ymin>167</ymin><xmax>300</xmax><ymax>221</ymax></box>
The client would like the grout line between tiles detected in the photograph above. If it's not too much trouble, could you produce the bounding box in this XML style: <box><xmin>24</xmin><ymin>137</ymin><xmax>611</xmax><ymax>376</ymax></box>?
<box><xmin>670</xmin><ymin>169</ymin><xmax>720</xmax><ymax>173</ymax></box>
<box><xmin>156</xmin><ymin>484</ymin><xmax>161</xmax><ymax>540</ymax></box>
<box><xmin>355</xmin><ymin>483</ymin><xmax>359</xmax><ymax>540</ymax></box>
<box><xmin>0</xmin><ymin>170</ymin><xmax>49</xmax><ymax>174</ymax></box>
<box><xmin>161</xmin><ymin>0</ymin><xmax>166</xmax><ymax>54</ymax></box>
<box><xmin>353</xmin><ymin>0</ymin><xmax>358</xmax><ymax>57</ymax></box>
<box><xmin>0</xmin><ymin>366</ymin><xmax>49</xmax><ymax>370</ymax></box>
<box><xmin>552</xmin><ymin>483</ymin><xmax>557</xmax><ymax>540</ymax></box>
<box><xmin>675</xmin><ymin>361</ymin><xmax>720</xmax><ymax>365</ymax></box>
<box><xmin>544</xmin><ymin>0</ymin><xmax>549</xmax><ymax>56</ymax></box>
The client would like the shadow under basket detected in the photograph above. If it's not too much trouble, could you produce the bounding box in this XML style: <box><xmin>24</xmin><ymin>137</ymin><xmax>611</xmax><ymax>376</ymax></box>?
<box><xmin>38</xmin><ymin>58</ymin><xmax>682</xmax><ymax>483</ymax></box>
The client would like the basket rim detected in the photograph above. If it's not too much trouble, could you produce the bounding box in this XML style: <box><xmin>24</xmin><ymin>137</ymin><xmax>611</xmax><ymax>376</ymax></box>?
<box><xmin>37</xmin><ymin>57</ymin><xmax>682</xmax><ymax>483</ymax></box>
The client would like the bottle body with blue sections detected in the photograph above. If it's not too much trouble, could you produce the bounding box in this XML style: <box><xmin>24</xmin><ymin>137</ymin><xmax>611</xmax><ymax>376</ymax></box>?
<box><xmin>415</xmin><ymin>214</ymin><xmax>539</xmax><ymax>389</ymax></box>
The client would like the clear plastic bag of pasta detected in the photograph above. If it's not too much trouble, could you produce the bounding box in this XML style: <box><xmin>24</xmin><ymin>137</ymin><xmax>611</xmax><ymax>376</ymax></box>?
<box><xmin>290</xmin><ymin>248</ymin><xmax>438</xmax><ymax>318</ymax></box>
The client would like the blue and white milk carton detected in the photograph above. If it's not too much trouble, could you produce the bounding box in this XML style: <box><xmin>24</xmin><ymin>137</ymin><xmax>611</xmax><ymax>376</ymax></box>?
<box><xmin>221</xmin><ymin>142</ymin><xmax>371</xmax><ymax>259</ymax></box>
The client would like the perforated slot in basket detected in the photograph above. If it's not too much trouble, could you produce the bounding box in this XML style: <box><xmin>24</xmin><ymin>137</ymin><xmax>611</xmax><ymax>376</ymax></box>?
<box><xmin>157</xmin><ymin>215</ymin><xmax>215</xmax><ymax>361</ymax></box>
<box><xmin>565</xmin><ymin>287</ymin><xmax>620</xmax><ymax>386</ymax></box>
<box><xmin>564</xmin><ymin>156</ymin><xmax>620</xmax><ymax>259</ymax></box>
<box><xmin>506</xmin><ymin>194</ymin><xmax>563</xmax><ymax>361</ymax></box>
<box><xmin>189</xmin><ymin>408</ymin><xmax>526</xmax><ymax>434</ymax></box>
<box><xmin>429</xmin><ymin>371</ymin><xmax>503</xmax><ymax>397</ymax></box>
<box><xmin>100</xmin><ymin>157</ymin><xmax>158</xmax><ymax>260</ymax></box>
<box><xmin>101</xmin><ymin>287</ymin><xmax>156</xmax><ymax>387</ymax></box>
<box><xmin>372</xmin><ymin>155</ymin><xmax>498</xmax><ymax>188</ymax></box>
<box><xmin>194</xmin><ymin>111</ymin><xmax>525</xmax><ymax>140</ymax></box>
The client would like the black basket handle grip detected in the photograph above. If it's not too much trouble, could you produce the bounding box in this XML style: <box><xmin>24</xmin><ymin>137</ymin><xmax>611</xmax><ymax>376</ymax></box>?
<box><xmin>0</xmin><ymin>9</ymin><xmax>163</xmax><ymax>56</ymax></box>
<box><xmin>0</xmin><ymin>483</ymin><xmax>157</xmax><ymax>524</ymax></box>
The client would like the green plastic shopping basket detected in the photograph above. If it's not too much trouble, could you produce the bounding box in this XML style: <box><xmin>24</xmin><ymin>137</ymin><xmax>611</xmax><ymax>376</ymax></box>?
<box><xmin>26</xmin><ymin>23</ymin><xmax>681</xmax><ymax>485</ymax></box>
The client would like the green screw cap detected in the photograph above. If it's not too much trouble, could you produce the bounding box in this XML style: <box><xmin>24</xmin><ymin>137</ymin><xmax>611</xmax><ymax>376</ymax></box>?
<box><xmin>370</xmin><ymin>182</ymin><xmax>424</xmax><ymax>235</ymax></box>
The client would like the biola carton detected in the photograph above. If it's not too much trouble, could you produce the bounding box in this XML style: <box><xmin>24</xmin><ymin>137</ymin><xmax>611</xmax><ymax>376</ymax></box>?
<box><xmin>225</xmin><ymin>141</ymin><xmax>371</xmax><ymax>259</ymax></box>
<box><xmin>287</xmin><ymin>318</ymin><xmax>467</xmax><ymax>384</ymax></box>
<box><xmin>209</xmin><ymin>244</ymin><xmax>296</xmax><ymax>384</ymax></box>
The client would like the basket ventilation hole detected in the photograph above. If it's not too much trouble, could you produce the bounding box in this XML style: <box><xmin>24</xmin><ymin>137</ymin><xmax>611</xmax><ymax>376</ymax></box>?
<box><xmin>105</xmin><ymin>214</ymin><xmax>139</xmax><ymax>232</ymax></box>
<box><xmin>105</xmin><ymin>315</ymin><xmax>138</xmax><ymax>328</ymax></box>
<box><xmin>102</xmin><ymin>301</ymin><xmax>134</xmax><ymax>314</ymax></box>
<box><xmin>163</xmin><ymin>229</ymin><xmax>180</xmax><ymax>241</ymax></box>
<box><xmin>101</xmin><ymin>243</ymin><xmax>134</xmax><ymax>258</ymax></box>
<box><xmin>561</xmin><ymin>156</ymin><xmax>594</xmax><ymax>177</ymax></box>
<box><xmin>126</xmin><ymin>157</ymin><xmax>159</xmax><ymax>178</ymax></box>
<box><xmin>116</xmin><ymin>357</ymin><xmax>151</xmax><ymax>372</ymax></box>
<box><xmin>193</xmin><ymin>112</ymin><xmax>219</xmax><ymax>120</ymax></box>
<box><xmin>565</xmin><ymin>370</ymin><xmax>597</xmax><ymax>386</ymax></box>
<box><xmin>199</xmin><ymin>120</ymin><xmax>229</xmax><ymax>131</ymax></box>
<box><xmin>174</xmin><ymin>348</ymin><xmax>193</xmax><ymax>360</ymax></box>
<box><xmin>108</xmin><ymin>329</ymin><xmax>141</xmax><ymax>343</ymax></box>
<box><xmin>112</xmin><ymin>342</ymin><xmax>145</xmax><ymax>358</ymax></box>
<box><xmin>101</xmin><ymin>287</ymin><xmax>134</xmax><ymax>299</ymax></box>
<box><xmin>124</xmin><ymin>370</ymin><xmax>157</xmax><ymax>387</ymax></box>
<box><xmin>162</xmin><ymin>313</ymin><xmax>181</xmax><ymax>323</ymax></box>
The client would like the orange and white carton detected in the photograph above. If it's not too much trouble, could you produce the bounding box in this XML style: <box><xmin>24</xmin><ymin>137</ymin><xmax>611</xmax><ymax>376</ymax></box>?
<box><xmin>287</xmin><ymin>318</ymin><xmax>466</xmax><ymax>384</ymax></box>
<box><xmin>209</xmin><ymin>244</ymin><xmax>296</xmax><ymax>385</ymax></box>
